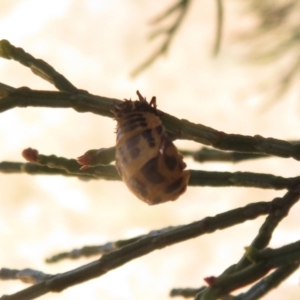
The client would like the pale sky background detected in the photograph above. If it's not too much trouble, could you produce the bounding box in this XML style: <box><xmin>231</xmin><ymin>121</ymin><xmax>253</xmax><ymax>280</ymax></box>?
<box><xmin>0</xmin><ymin>1</ymin><xmax>300</xmax><ymax>299</ymax></box>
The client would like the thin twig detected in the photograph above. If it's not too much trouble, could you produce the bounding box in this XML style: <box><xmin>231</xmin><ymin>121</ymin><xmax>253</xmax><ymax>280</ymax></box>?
<box><xmin>188</xmin><ymin>170</ymin><xmax>300</xmax><ymax>189</ymax></box>
<box><xmin>182</xmin><ymin>142</ymin><xmax>300</xmax><ymax>163</ymax></box>
<box><xmin>0</xmin><ymin>161</ymin><xmax>93</xmax><ymax>179</ymax></box>
<box><xmin>2</xmin><ymin>157</ymin><xmax>300</xmax><ymax>189</ymax></box>
<box><xmin>213</xmin><ymin>0</ymin><xmax>223</xmax><ymax>56</ymax></box>
<box><xmin>233</xmin><ymin>263</ymin><xmax>299</xmax><ymax>300</ymax></box>
<box><xmin>0</xmin><ymin>268</ymin><xmax>52</xmax><ymax>284</ymax></box>
<box><xmin>46</xmin><ymin>226</ymin><xmax>175</xmax><ymax>263</ymax></box>
<box><xmin>181</xmin><ymin>147</ymin><xmax>268</xmax><ymax>163</ymax></box>
<box><xmin>0</xmin><ymin>82</ymin><xmax>15</xmax><ymax>97</ymax></box>
<box><xmin>170</xmin><ymin>287</ymin><xmax>206</xmax><ymax>298</ymax></box>
<box><xmin>240</xmin><ymin>1</ymin><xmax>300</xmax><ymax>100</ymax></box>
<box><xmin>0</xmin><ymin>39</ymin><xmax>78</xmax><ymax>92</ymax></box>
<box><xmin>131</xmin><ymin>0</ymin><xmax>190</xmax><ymax>76</ymax></box>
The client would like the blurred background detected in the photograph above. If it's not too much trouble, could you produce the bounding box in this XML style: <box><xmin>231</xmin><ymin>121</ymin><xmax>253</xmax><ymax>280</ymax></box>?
<box><xmin>0</xmin><ymin>0</ymin><xmax>300</xmax><ymax>299</ymax></box>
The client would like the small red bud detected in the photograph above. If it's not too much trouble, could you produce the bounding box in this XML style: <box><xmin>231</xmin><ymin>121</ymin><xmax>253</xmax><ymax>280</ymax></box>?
<box><xmin>77</xmin><ymin>149</ymin><xmax>98</xmax><ymax>169</ymax></box>
<box><xmin>204</xmin><ymin>276</ymin><xmax>217</xmax><ymax>286</ymax></box>
<box><xmin>77</xmin><ymin>154</ymin><xmax>91</xmax><ymax>166</ymax></box>
<box><xmin>22</xmin><ymin>148</ymin><xmax>39</xmax><ymax>162</ymax></box>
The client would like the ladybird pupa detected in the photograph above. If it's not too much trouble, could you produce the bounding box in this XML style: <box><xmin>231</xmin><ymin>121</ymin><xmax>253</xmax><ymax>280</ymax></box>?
<box><xmin>112</xmin><ymin>91</ymin><xmax>190</xmax><ymax>205</ymax></box>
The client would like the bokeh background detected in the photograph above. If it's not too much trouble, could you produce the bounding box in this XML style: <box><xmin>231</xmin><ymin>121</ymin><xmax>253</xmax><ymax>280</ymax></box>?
<box><xmin>1</xmin><ymin>0</ymin><xmax>300</xmax><ymax>299</ymax></box>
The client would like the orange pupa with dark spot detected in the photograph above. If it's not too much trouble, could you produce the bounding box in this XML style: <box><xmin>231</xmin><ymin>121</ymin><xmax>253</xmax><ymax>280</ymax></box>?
<box><xmin>112</xmin><ymin>91</ymin><xmax>190</xmax><ymax>205</ymax></box>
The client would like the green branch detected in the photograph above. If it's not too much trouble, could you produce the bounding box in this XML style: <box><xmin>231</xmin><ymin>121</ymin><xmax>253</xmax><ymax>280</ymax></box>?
<box><xmin>0</xmin><ymin>39</ymin><xmax>77</xmax><ymax>92</ymax></box>
<box><xmin>2</xmin><ymin>153</ymin><xmax>300</xmax><ymax>189</ymax></box>
<box><xmin>181</xmin><ymin>147</ymin><xmax>268</xmax><ymax>163</ymax></box>
<box><xmin>233</xmin><ymin>263</ymin><xmax>299</xmax><ymax>300</ymax></box>
<box><xmin>46</xmin><ymin>226</ymin><xmax>175</xmax><ymax>263</ymax></box>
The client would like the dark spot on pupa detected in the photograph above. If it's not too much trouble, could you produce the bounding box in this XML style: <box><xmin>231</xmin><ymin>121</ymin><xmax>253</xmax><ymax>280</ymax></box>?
<box><xmin>164</xmin><ymin>155</ymin><xmax>177</xmax><ymax>171</ymax></box>
<box><xmin>164</xmin><ymin>177</ymin><xmax>184</xmax><ymax>194</ymax></box>
<box><xmin>117</xmin><ymin>145</ymin><xmax>128</xmax><ymax>163</ymax></box>
<box><xmin>130</xmin><ymin>147</ymin><xmax>140</xmax><ymax>159</ymax></box>
<box><xmin>155</xmin><ymin>125</ymin><xmax>163</xmax><ymax>135</ymax></box>
<box><xmin>138</xmin><ymin>122</ymin><xmax>148</xmax><ymax>127</ymax></box>
<box><xmin>129</xmin><ymin>177</ymin><xmax>148</xmax><ymax>198</ymax></box>
<box><xmin>141</xmin><ymin>129</ymin><xmax>156</xmax><ymax>147</ymax></box>
<box><xmin>126</xmin><ymin>134</ymin><xmax>141</xmax><ymax>149</ymax></box>
<box><xmin>141</xmin><ymin>157</ymin><xmax>165</xmax><ymax>183</ymax></box>
<box><xmin>121</xmin><ymin>156</ymin><xmax>128</xmax><ymax>165</ymax></box>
